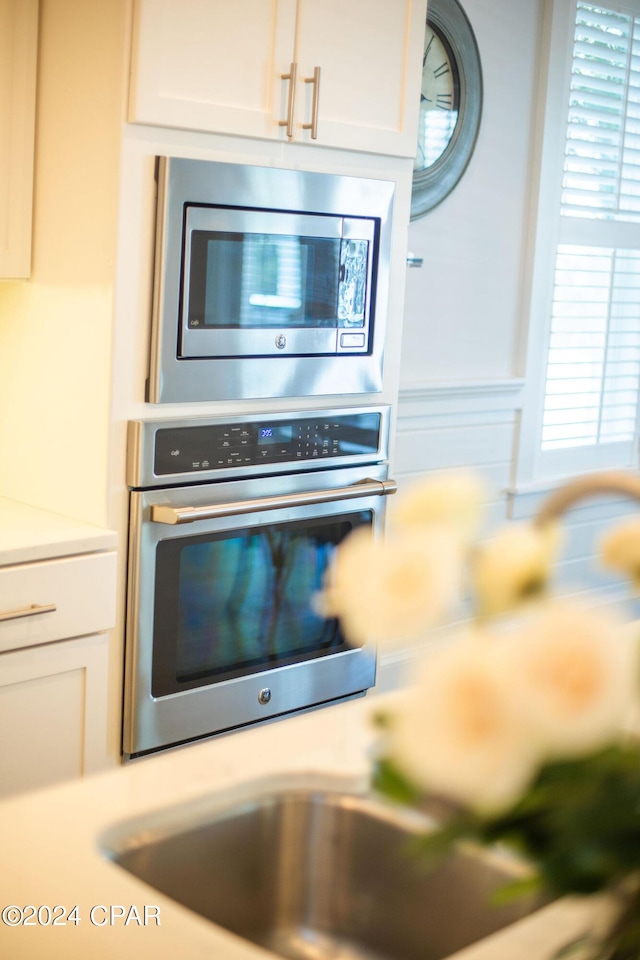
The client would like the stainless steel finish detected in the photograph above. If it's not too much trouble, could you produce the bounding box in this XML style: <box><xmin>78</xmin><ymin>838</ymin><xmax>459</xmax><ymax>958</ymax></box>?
<box><xmin>185</xmin><ymin>206</ymin><xmax>343</xmax><ymax>240</ymax></box>
<box><xmin>106</xmin><ymin>784</ymin><xmax>550</xmax><ymax>960</ymax></box>
<box><xmin>341</xmin><ymin>332</ymin><xmax>366</xmax><ymax>347</ymax></box>
<box><xmin>150</xmin><ymin>478</ymin><xmax>397</xmax><ymax>525</ymax></box>
<box><xmin>126</xmin><ymin>405</ymin><xmax>391</xmax><ymax>489</ymax></box>
<box><xmin>179</xmin><ymin>206</ymin><xmax>374</xmax><ymax>361</ymax></box>
<box><xmin>182</xmin><ymin>323</ymin><xmax>338</xmax><ymax>359</ymax></box>
<box><xmin>279</xmin><ymin>62</ymin><xmax>297</xmax><ymax>138</ymax></box>
<box><xmin>124</xmin><ymin>406</ymin><xmax>390</xmax><ymax>756</ymax></box>
<box><xmin>0</xmin><ymin>602</ymin><xmax>57</xmax><ymax>623</ymax></box>
<box><xmin>147</xmin><ymin>158</ymin><xmax>394</xmax><ymax>403</ymax></box>
<box><xmin>302</xmin><ymin>66</ymin><xmax>321</xmax><ymax>139</ymax></box>
<box><xmin>124</xmin><ymin>461</ymin><xmax>385</xmax><ymax>756</ymax></box>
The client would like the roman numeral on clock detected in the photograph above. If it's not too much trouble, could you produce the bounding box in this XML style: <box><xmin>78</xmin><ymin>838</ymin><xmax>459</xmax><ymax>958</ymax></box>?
<box><xmin>434</xmin><ymin>61</ymin><xmax>450</xmax><ymax>78</ymax></box>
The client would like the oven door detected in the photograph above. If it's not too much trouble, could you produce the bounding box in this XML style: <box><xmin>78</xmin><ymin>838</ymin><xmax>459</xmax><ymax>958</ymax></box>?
<box><xmin>124</xmin><ymin>464</ymin><xmax>392</xmax><ymax>757</ymax></box>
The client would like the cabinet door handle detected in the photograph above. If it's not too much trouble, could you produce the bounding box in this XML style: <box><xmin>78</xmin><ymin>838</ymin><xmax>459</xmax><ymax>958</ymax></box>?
<box><xmin>302</xmin><ymin>66</ymin><xmax>321</xmax><ymax>139</ymax></box>
<box><xmin>0</xmin><ymin>602</ymin><xmax>57</xmax><ymax>623</ymax></box>
<box><xmin>279</xmin><ymin>62</ymin><xmax>297</xmax><ymax>139</ymax></box>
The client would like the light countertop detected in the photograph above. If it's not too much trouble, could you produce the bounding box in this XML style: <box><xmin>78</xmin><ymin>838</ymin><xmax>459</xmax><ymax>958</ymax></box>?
<box><xmin>0</xmin><ymin>497</ymin><xmax>117</xmax><ymax>565</ymax></box>
<box><xmin>0</xmin><ymin>694</ymin><xmax>615</xmax><ymax>960</ymax></box>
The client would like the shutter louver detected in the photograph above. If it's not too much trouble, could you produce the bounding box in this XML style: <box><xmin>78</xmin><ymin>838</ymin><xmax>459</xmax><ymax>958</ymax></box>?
<box><xmin>541</xmin><ymin>2</ymin><xmax>640</xmax><ymax>455</ymax></box>
<box><xmin>561</xmin><ymin>4</ymin><xmax>640</xmax><ymax>219</ymax></box>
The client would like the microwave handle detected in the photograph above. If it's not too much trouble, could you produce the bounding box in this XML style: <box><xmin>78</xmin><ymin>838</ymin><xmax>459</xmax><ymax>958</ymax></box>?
<box><xmin>150</xmin><ymin>478</ymin><xmax>397</xmax><ymax>525</ymax></box>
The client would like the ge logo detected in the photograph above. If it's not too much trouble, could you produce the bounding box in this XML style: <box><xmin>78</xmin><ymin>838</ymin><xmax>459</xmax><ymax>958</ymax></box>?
<box><xmin>170</xmin><ymin>450</ymin><xmax>180</xmax><ymax>457</ymax></box>
<box><xmin>275</xmin><ymin>334</ymin><xmax>287</xmax><ymax>350</ymax></box>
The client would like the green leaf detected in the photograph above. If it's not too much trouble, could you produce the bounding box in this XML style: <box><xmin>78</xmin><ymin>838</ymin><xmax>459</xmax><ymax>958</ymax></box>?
<box><xmin>372</xmin><ymin>758</ymin><xmax>422</xmax><ymax>806</ymax></box>
<box><xmin>405</xmin><ymin>815</ymin><xmax>478</xmax><ymax>861</ymax></box>
<box><xmin>490</xmin><ymin>873</ymin><xmax>543</xmax><ymax>907</ymax></box>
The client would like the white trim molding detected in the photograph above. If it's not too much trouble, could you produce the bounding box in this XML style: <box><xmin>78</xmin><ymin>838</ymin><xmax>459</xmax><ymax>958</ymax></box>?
<box><xmin>398</xmin><ymin>378</ymin><xmax>525</xmax><ymax>418</ymax></box>
<box><xmin>399</xmin><ymin>377</ymin><xmax>525</xmax><ymax>402</ymax></box>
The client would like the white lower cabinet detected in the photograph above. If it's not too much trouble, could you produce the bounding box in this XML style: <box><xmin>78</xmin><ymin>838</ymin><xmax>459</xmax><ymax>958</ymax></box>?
<box><xmin>0</xmin><ymin>540</ymin><xmax>117</xmax><ymax>798</ymax></box>
<box><xmin>0</xmin><ymin>551</ymin><xmax>117</xmax><ymax>654</ymax></box>
<box><xmin>0</xmin><ymin>633</ymin><xmax>110</xmax><ymax>799</ymax></box>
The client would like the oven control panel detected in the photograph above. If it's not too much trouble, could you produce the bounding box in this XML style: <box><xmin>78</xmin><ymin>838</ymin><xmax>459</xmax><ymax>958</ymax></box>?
<box><xmin>153</xmin><ymin>412</ymin><xmax>380</xmax><ymax>476</ymax></box>
<box><xmin>127</xmin><ymin>410</ymin><xmax>387</xmax><ymax>486</ymax></box>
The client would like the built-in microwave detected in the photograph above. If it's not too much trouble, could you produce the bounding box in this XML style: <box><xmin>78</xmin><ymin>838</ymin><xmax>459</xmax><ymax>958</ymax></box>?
<box><xmin>147</xmin><ymin>157</ymin><xmax>395</xmax><ymax>404</ymax></box>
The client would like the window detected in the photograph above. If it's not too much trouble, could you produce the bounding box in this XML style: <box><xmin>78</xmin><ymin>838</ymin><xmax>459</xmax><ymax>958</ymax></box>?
<box><xmin>542</xmin><ymin>245</ymin><xmax>640</xmax><ymax>449</ymax></box>
<box><xmin>520</xmin><ymin>0</ymin><xmax>640</xmax><ymax>483</ymax></box>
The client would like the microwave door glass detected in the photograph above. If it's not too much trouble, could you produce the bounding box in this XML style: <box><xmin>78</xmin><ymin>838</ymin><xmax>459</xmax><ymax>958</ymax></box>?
<box><xmin>187</xmin><ymin>232</ymin><xmax>363</xmax><ymax>330</ymax></box>
<box><xmin>178</xmin><ymin>207</ymin><xmax>374</xmax><ymax>360</ymax></box>
<box><xmin>151</xmin><ymin>511</ymin><xmax>371</xmax><ymax>697</ymax></box>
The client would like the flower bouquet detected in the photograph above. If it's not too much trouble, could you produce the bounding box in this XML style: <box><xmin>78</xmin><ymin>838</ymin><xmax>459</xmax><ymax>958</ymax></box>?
<box><xmin>316</xmin><ymin>471</ymin><xmax>640</xmax><ymax>960</ymax></box>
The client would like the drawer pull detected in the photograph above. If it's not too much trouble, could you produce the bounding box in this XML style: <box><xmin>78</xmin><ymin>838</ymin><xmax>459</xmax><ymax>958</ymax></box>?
<box><xmin>0</xmin><ymin>602</ymin><xmax>57</xmax><ymax>623</ymax></box>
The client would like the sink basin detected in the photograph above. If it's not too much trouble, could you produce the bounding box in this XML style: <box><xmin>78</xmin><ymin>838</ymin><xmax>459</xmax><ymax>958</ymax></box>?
<box><xmin>103</xmin><ymin>780</ymin><xmax>548</xmax><ymax>960</ymax></box>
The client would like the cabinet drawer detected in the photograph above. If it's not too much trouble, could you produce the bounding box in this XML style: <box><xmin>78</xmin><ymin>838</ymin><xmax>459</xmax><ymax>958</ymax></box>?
<box><xmin>0</xmin><ymin>552</ymin><xmax>117</xmax><ymax>653</ymax></box>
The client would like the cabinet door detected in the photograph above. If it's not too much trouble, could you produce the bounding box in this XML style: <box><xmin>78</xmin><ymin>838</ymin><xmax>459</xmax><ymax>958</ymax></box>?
<box><xmin>129</xmin><ymin>0</ymin><xmax>297</xmax><ymax>140</ymax></box>
<box><xmin>293</xmin><ymin>0</ymin><xmax>425</xmax><ymax>156</ymax></box>
<box><xmin>0</xmin><ymin>0</ymin><xmax>37</xmax><ymax>278</ymax></box>
<box><xmin>0</xmin><ymin>634</ymin><xmax>110</xmax><ymax>799</ymax></box>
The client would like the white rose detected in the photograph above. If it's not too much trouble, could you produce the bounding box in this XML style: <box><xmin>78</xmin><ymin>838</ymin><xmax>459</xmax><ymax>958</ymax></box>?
<box><xmin>315</xmin><ymin>526</ymin><xmax>462</xmax><ymax>648</ymax></box>
<box><xmin>391</xmin><ymin>470</ymin><xmax>487</xmax><ymax>545</ymax></box>
<box><xmin>473</xmin><ymin>522</ymin><xmax>561</xmax><ymax>618</ymax></box>
<box><xmin>388</xmin><ymin>631</ymin><xmax>541</xmax><ymax>814</ymax></box>
<box><xmin>600</xmin><ymin>517</ymin><xmax>640</xmax><ymax>588</ymax></box>
<box><xmin>504</xmin><ymin>601</ymin><xmax>638</xmax><ymax>758</ymax></box>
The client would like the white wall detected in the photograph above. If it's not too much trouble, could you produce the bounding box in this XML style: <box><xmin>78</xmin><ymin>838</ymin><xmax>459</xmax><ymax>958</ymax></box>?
<box><xmin>393</xmin><ymin>0</ymin><xmax>640</xmax><ymax>616</ymax></box>
<box><xmin>0</xmin><ymin>0</ymin><xmax>127</xmax><ymax>527</ymax></box>
<box><xmin>400</xmin><ymin>0</ymin><xmax>542</xmax><ymax>385</ymax></box>
<box><xmin>394</xmin><ymin>0</ymin><xmax>542</xmax><ymax>529</ymax></box>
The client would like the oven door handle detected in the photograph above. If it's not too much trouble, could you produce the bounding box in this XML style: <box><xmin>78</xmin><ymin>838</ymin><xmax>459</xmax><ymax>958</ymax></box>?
<box><xmin>150</xmin><ymin>478</ymin><xmax>398</xmax><ymax>525</ymax></box>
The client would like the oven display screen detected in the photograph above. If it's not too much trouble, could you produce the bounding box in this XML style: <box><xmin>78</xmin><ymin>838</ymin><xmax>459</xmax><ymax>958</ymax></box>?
<box><xmin>258</xmin><ymin>425</ymin><xmax>293</xmax><ymax>445</ymax></box>
<box><xmin>151</xmin><ymin>512</ymin><xmax>371</xmax><ymax>695</ymax></box>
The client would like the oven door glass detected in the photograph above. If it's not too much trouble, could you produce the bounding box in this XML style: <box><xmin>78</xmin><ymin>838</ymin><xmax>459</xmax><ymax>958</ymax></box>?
<box><xmin>151</xmin><ymin>510</ymin><xmax>371</xmax><ymax>697</ymax></box>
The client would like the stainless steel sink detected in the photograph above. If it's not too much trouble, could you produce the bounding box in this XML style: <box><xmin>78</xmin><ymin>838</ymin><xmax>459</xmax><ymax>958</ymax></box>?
<box><xmin>103</xmin><ymin>780</ymin><xmax>548</xmax><ymax>960</ymax></box>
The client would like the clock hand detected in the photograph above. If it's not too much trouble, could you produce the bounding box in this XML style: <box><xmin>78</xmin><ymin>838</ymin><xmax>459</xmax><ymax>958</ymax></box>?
<box><xmin>422</xmin><ymin>33</ymin><xmax>434</xmax><ymax>66</ymax></box>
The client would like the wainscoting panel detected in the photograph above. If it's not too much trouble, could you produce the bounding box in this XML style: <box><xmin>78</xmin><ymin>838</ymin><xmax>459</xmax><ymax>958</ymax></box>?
<box><xmin>392</xmin><ymin>378</ymin><xmax>640</xmax><ymax>617</ymax></box>
<box><xmin>392</xmin><ymin>379</ymin><xmax>523</xmax><ymax>531</ymax></box>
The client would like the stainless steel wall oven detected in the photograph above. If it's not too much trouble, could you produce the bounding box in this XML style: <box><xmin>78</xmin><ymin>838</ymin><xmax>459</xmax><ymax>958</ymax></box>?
<box><xmin>124</xmin><ymin>406</ymin><xmax>395</xmax><ymax>758</ymax></box>
<box><xmin>147</xmin><ymin>157</ymin><xmax>395</xmax><ymax>403</ymax></box>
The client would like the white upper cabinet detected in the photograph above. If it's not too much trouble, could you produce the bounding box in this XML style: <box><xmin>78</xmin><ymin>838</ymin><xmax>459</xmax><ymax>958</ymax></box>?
<box><xmin>292</xmin><ymin>0</ymin><xmax>423</xmax><ymax>155</ymax></box>
<box><xmin>128</xmin><ymin>0</ymin><xmax>425</xmax><ymax>157</ymax></box>
<box><xmin>129</xmin><ymin>0</ymin><xmax>296</xmax><ymax>142</ymax></box>
<box><xmin>0</xmin><ymin>0</ymin><xmax>37</xmax><ymax>278</ymax></box>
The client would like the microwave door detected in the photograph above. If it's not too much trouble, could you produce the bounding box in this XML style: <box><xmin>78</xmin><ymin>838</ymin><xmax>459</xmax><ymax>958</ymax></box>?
<box><xmin>179</xmin><ymin>208</ymin><xmax>374</xmax><ymax>360</ymax></box>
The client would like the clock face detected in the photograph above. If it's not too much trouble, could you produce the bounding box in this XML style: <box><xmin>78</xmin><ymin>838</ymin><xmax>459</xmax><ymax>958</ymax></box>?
<box><xmin>411</xmin><ymin>0</ymin><xmax>482</xmax><ymax>219</ymax></box>
<box><xmin>415</xmin><ymin>24</ymin><xmax>460</xmax><ymax>173</ymax></box>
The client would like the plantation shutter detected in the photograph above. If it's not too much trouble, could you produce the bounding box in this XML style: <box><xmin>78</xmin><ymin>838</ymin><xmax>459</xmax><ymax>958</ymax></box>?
<box><xmin>541</xmin><ymin>1</ymin><xmax>640</xmax><ymax>455</ymax></box>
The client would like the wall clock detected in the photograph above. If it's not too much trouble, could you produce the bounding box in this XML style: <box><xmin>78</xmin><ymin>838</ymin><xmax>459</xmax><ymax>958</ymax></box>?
<box><xmin>411</xmin><ymin>0</ymin><xmax>483</xmax><ymax>219</ymax></box>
